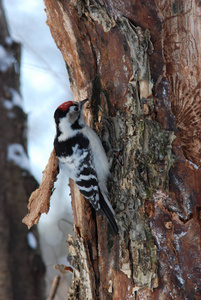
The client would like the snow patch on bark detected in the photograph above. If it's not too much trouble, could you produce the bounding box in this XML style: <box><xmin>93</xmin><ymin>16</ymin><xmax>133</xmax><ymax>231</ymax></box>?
<box><xmin>0</xmin><ymin>45</ymin><xmax>13</xmax><ymax>72</ymax></box>
<box><xmin>27</xmin><ymin>232</ymin><xmax>37</xmax><ymax>249</ymax></box>
<box><xmin>3</xmin><ymin>88</ymin><xmax>23</xmax><ymax>110</ymax></box>
<box><xmin>7</xmin><ymin>143</ymin><xmax>31</xmax><ymax>172</ymax></box>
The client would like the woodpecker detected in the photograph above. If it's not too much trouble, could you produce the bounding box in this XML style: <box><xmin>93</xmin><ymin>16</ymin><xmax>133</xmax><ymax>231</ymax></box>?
<box><xmin>54</xmin><ymin>99</ymin><xmax>118</xmax><ymax>234</ymax></box>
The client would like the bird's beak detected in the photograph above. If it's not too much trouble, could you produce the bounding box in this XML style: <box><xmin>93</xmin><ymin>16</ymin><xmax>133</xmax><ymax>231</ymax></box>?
<box><xmin>80</xmin><ymin>98</ymin><xmax>88</xmax><ymax>109</ymax></box>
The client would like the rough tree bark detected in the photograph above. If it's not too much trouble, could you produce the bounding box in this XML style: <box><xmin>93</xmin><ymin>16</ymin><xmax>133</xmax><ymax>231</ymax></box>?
<box><xmin>43</xmin><ymin>0</ymin><xmax>201</xmax><ymax>299</ymax></box>
<box><xmin>0</xmin><ymin>1</ymin><xmax>45</xmax><ymax>299</ymax></box>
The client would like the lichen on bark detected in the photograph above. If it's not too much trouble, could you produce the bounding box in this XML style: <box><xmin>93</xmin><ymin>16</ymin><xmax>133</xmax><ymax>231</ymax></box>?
<box><xmin>65</xmin><ymin>14</ymin><xmax>174</xmax><ymax>295</ymax></box>
<box><xmin>103</xmin><ymin>83</ymin><xmax>174</xmax><ymax>289</ymax></box>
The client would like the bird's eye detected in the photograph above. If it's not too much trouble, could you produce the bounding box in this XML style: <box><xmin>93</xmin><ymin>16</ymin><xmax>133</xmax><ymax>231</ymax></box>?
<box><xmin>74</xmin><ymin>106</ymin><xmax>78</xmax><ymax>112</ymax></box>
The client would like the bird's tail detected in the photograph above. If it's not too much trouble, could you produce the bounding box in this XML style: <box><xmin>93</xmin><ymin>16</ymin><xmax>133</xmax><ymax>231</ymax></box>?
<box><xmin>99</xmin><ymin>188</ymin><xmax>119</xmax><ymax>235</ymax></box>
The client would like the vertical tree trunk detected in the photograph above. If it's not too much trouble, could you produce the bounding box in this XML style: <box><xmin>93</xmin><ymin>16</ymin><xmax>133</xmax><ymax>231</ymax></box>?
<box><xmin>0</xmin><ymin>1</ymin><xmax>45</xmax><ymax>299</ymax></box>
<box><xmin>44</xmin><ymin>0</ymin><xmax>201</xmax><ymax>299</ymax></box>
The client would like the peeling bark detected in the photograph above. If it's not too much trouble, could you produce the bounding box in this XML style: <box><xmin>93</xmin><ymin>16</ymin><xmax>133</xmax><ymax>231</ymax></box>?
<box><xmin>156</xmin><ymin>0</ymin><xmax>201</xmax><ymax>168</ymax></box>
<box><xmin>42</xmin><ymin>0</ymin><xmax>201</xmax><ymax>299</ymax></box>
<box><xmin>23</xmin><ymin>149</ymin><xmax>58</xmax><ymax>228</ymax></box>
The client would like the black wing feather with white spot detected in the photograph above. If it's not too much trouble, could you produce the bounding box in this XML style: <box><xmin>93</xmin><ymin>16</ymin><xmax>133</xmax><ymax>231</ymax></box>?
<box><xmin>76</xmin><ymin>151</ymin><xmax>101</xmax><ymax>213</ymax></box>
<box><xmin>75</xmin><ymin>140</ymin><xmax>118</xmax><ymax>234</ymax></box>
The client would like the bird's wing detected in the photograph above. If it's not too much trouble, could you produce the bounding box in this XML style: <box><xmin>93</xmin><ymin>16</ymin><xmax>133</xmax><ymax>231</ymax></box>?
<box><xmin>74</xmin><ymin>134</ymin><xmax>119</xmax><ymax>234</ymax></box>
<box><xmin>75</xmin><ymin>148</ymin><xmax>101</xmax><ymax>213</ymax></box>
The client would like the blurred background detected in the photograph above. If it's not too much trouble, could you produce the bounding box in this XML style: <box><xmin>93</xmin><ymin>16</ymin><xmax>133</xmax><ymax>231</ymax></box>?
<box><xmin>3</xmin><ymin>0</ymin><xmax>74</xmax><ymax>297</ymax></box>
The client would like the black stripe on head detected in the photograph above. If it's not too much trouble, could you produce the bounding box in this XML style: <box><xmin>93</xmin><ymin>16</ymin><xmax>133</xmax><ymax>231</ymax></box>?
<box><xmin>54</xmin><ymin>108</ymin><xmax>68</xmax><ymax>126</ymax></box>
<box><xmin>71</xmin><ymin>118</ymin><xmax>83</xmax><ymax>130</ymax></box>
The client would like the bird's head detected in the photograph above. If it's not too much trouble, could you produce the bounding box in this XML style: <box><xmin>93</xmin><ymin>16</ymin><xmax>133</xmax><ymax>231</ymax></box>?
<box><xmin>54</xmin><ymin>99</ymin><xmax>88</xmax><ymax>129</ymax></box>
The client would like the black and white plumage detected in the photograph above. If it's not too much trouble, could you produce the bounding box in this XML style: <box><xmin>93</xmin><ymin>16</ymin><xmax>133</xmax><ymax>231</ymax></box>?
<box><xmin>54</xmin><ymin>99</ymin><xmax>118</xmax><ymax>234</ymax></box>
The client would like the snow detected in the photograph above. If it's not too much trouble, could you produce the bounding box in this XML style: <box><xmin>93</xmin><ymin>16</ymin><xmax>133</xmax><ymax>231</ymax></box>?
<box><xmin>27</xmin><ymin>232</ymin><xmax>37</xmax><ymax>249</ymax></box>
<box><xmin>10</xmin><ymin>88</ymin><xmax>23</xmax><ymax>107</ymax></box>
<box><xmin>7</xmin><ymin>143</ymin><xmax>31</xmax><ymax>172</ymax></box>
<box><xmin>174</xmin><ymin>264</ymin><xmax>185</xmax><ymax>286</ymax></box>
<box><xmin>5</xmin><ymin>36</ymin><xmax>13</xmax><ymax>46</ymax></box>
<box><xmin>7</xmin><ymin>111</ymin><xmax>16</xmax><ymax>119</ymax></box>
<box><xmin>0</xmin><ymin>45</ymin><xmax>13</xmax><ymax>72</ymax></box>
<box><xmin>186</xmin><ymin>159</ymin><xmax>199</xmax><ymax>170</ymax></box>
<box><xmin>3</xmin><ymin>100</ymin><xmax>13</xmax><ymax>110</ymax></box>
<box><xmin>3</xmin><ymin>88</ymin><xmax>23</xmax><ymax>110</ymax></box>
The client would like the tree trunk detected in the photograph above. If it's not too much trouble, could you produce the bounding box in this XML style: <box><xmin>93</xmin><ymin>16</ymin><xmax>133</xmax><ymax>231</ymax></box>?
<box><xmin>44</xmin><ymin>0</ymin><xmax>201</xmax><ymax>299</ymax></box>
<box><xmin>0</xmin><ymin>1</ymin><xmax>45</xmax><ymax>299</ymax></box>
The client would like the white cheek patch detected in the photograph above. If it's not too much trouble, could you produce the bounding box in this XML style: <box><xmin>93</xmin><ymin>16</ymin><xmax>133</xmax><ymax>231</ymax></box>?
<box><xmin>58</xmin><ymin>117</ymin><xmax>73</xmax><ymax>142</ymax></box>
<box><xmin>58</xmin><ymin>110</ymin><xmax>79</xmax><ymax>142</ymax></box>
